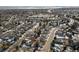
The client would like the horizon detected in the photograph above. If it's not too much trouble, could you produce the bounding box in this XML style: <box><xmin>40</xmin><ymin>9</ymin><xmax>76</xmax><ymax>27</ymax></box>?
<box><xmin>0</xmin><ymin>6</ymin><xmax>79</xmax><ymax>9</ymax></box>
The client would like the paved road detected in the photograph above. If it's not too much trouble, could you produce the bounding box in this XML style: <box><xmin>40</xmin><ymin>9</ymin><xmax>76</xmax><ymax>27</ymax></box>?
<box><xmin>68</xmin><ymin>18</ymin><xmax>74</xmax><ymax>26</ymax></box>
<box><xmin>40</xmin><ymin>27</ymin><xmax>59</xmax><ymax>52</ymax></box>
<box><xmin>5</xmin><ymin>23</ymin><xmax>39</xmax><ymax>52</ymax></box>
